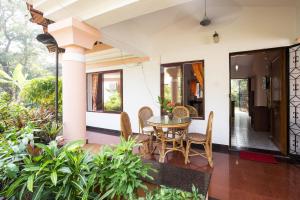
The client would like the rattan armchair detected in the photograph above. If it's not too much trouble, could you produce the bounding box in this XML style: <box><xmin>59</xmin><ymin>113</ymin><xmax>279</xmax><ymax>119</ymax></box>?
<box><xmin>138</xmin><ymin>106</ymin><xmax>154</xmax><ymax>135</ymax></box>
<box><xmin>185</xmin><ymin>105</ymin><xmax>198</xmax><ymax>118</ymax></box>
<box><xmin>173</xmin><ymin>106</ymin><xmax>190</xmax><ymax>118</ymax></box>
<box><xmin>120</xmin><ymin>112</ymin><xmax>150</xmax><ymax>155</ymax></box>
<box><xmin>185</xmin><ymin>111</ymin><xmax>214</xmax><ymax>167</ymax></box>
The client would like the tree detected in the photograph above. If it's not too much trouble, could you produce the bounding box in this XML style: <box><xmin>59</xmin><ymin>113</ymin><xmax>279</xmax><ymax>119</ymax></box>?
<box><xmin>0</xmin><ymin>0</ymin><xmax>54</xmax><ymax>94</ymax></box>
<box><xmin>0</xmin><ymin>64</ymin><xmax>27</xmax><ymax>100</ymax></box>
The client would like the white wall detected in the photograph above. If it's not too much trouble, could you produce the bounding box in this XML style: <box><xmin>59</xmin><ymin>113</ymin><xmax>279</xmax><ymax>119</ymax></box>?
<box><xmin>87</xmin><ymin>6</ymin><xmax>297</xmax><ymax>145</ymax></box>
<box><xmin>86</xmin><ymin>61</ymin><xmax>161</xmax><ymax>133</ymax></box>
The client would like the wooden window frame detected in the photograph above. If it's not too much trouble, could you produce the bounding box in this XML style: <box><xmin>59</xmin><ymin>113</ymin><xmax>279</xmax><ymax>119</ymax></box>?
<box><xmin>161</xmin><ymin>60</ymin><xmax>205</xmax><ymax>120</ymax></box>
<box><xmin>86</xmin><ymin>69</ymin><xmax>123</xmax><ymax>114</ymax></box>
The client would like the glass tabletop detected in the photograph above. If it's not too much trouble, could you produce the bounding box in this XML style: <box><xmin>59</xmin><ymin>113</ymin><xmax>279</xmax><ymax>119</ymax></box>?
<box><xmin>147</xmin><ymin>116</ymin><xmax>191</xmax><ymax>126</ymax></box>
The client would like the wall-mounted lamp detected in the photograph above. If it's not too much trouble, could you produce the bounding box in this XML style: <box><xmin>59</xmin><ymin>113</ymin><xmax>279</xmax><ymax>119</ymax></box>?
<box><xmin>213</xmin><ymin>31</ymin><xmax>219</xmax><ymax>43</ymax></box>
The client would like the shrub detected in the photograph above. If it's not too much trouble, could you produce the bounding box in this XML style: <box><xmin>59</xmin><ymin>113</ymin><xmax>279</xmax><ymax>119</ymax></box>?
<box><xmin>0</xmin><ymin>92</ymin><xmax>30</xmax><ymax>131</ymax></box>
<box><xmin>1</xmin><ymin>138</ymin><xmax>153</xmax><ymax>200</ymax></box>
<box><xmin>0</xmin><ymin>125</ymin><xmax>35</xmax><ymax>191</ymax></box>
<box><xmin>20</xmin><ymin>76</ymin><xmax>62</xmax><ymax>109</ymax></box>
<box><xmin>145</xmin><ymin>185</ymin><xmax>204</xmax><ymax>200</ymax></box>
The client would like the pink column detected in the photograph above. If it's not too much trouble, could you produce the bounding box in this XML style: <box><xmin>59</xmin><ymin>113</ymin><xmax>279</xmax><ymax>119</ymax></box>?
<box><xmin>61</xmin><ymin>46</ymin><xmax>86</xmax><ymax>142</ymax></box>
<box><xmin>167</xmin><ymin>68</ymin><xmax>180</xmax><ymax>104</ymax></box>
<box><xmin>49</xmin><ymin>18</ymin><xmax>100</xmax><ymax>143</ymax></box>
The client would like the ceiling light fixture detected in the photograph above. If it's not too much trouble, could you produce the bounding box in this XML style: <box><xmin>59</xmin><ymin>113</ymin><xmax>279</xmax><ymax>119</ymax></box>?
<box><xmin>213</xmin><ymin>31</ymin><xmax>219</xmax><ymax>43</ymax></box>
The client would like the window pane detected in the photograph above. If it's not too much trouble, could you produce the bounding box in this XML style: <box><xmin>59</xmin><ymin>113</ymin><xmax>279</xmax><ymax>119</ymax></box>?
<box><xmin>161</xmin><ymin>61</ymin><xmax>205</xmax><ymax>119</ymax></box>
<box><xmin>103</xmin><ymin>72</ymin><xmax>122</xmax><ymax>112</ymax></box>
<box><xmin>163</xmin><ymin>66</ymin><xmax>182</xmax><ymax>105</ymax></box>
<box><xmin>183</xmin><ymin>62</ymin><xmax>204</xmax><ymax>118</ymax></box>
<box><xmin>87</xmin><ymin>73</ymin><xmax>102</xmax><ymax>111</ymax></box>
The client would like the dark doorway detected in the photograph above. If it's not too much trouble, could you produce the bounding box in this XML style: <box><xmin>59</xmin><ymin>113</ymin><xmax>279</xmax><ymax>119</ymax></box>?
<box><xmin>229</xmin><ymin>48</ymin><xmax>288</xmax><ymax>154</ymax></box>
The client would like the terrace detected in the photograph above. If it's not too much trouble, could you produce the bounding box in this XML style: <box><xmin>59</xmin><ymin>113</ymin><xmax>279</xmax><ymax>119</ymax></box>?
<box><xmin>1</xmin><ymin>0</ymin><xmax>300</xmax><ymax>199</ymax></box>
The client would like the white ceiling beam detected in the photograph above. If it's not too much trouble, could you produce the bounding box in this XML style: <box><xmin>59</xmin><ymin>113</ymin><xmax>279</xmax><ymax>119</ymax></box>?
<box><xmin>86</xmin><ymin>0</ymin><xmax>193</xmax><ymax>28</ymax></box>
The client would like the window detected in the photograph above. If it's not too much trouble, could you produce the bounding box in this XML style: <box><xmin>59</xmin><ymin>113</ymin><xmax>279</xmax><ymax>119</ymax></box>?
<box><xmin>161</xmin><ymin>60</ymin><xmax>205</xmax><ymax>119</ymax></box>
<box><xmin>87</xmin><ymin>70</ymin><xmax>123</xmax><ymax>113</ymax></box>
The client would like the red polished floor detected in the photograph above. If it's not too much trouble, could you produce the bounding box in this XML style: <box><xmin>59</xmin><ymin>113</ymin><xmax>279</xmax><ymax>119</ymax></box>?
<box><xmin>88</xmin><ymin>131</ymin><xmax>300</xmax><ymax>200</ymax></box>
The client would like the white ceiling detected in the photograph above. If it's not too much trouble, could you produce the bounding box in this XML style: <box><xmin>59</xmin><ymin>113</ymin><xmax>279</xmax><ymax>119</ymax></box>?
<box><xmin>28</xmin><ymin>0</ymin><xmax>297</xmax><ymax>29</ymax></box>
<box><xmin>27</xmin><ymin>0</ymin><xmax>297</xmax><ymax>56</ymax></box>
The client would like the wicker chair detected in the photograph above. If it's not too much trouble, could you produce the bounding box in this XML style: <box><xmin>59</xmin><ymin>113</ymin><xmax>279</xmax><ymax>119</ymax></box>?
<box><xmin>172</xmin><ymin>106</ymin><xmax>190</xmax><ymax>118</ymax></box>
<box><xmin>120</xmin><ymin>112</ymin><xmax>150</xmax><ymax>155</ymax></box>
<box><xmin>185</xmin><ymin>105</ymin><xmax>198</xmax><ymax>118</ymax></box>
<box><xmin>185</xmin><ymin>111</ymin><xmax>214</xmax><ymax>167</ymax></box>
<box><xmin>138</xmin><ymin>106</ymin><xmax>154</xmax><ymax>135</ymax></box>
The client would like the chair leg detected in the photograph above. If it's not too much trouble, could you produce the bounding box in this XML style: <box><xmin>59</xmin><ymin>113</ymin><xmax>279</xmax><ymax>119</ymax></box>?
<box><xmin>185</xmin><ymin>141</ymin><xmax>191</xmax><ymax>164</ymax></box>
<box><xmin>205</xmin><ymin>143</ymin><xmax>213</xmax><ymax>167</ymax></box>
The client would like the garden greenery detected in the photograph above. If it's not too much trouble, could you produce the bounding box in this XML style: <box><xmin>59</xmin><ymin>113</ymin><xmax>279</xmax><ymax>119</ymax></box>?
<box><xmin>0</xmin><ymin>91</ymin><xmax>204</xmax><ymax>200</ymax></box>
<box><xmin>0</xmin><ymin>138</ymin><xmax>154</xmax><ymax>200</ymax></box>
<box><xmin>20</xmin><ymin>76</ymin><xmax>62</xmax><ymax>109</ymax></box>
<box><xmin>0</xmin><ymin>134</ymin><xmax>205</xmax><ymax>199</ymax></box>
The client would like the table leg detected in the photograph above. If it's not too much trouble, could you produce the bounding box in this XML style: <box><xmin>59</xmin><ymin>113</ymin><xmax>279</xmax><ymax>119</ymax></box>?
<box><xmin>159</xmin><ymin>139</ymin><xmax>165</xmax><ymax>163</ymax></box>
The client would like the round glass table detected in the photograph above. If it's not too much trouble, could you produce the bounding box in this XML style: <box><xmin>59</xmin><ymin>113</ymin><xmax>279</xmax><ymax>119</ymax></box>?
<box><xmin>147</xmin><ymin>116</ymin><xmax>191</xmax><ymax>163</ymax></box>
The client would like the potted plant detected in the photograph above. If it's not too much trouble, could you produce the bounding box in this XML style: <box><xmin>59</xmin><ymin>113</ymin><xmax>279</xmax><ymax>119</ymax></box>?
<box><xmin>158</xmin><ymin>96</ymin><xmax>175</xmax><ymax>119</ymax></box>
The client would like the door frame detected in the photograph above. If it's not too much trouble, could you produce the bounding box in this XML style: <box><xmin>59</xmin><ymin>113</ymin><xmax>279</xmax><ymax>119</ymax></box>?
<box><xmin>229</xmin><ymin>46</ymin><xmax>288</xmax><ymax>154</ymax></box>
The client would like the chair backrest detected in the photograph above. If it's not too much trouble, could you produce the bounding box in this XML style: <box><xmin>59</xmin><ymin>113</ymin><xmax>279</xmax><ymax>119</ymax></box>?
<box><xmin>172</xmin><ymin>106</ymin><xmax>190</xmax><ymax>118</ymax></box>
<box><xmin>138</xmin><ymin>106</ymin><xmax>153</xmax><ymax>132</ymax></box>
<box><xmin>185</xmin><ymin>105</ymin><xmax>198</xmax><ymax>118</ymax></box>
<box><xmin>120</xmin><ymin>112</ymin><xmax>132</xmax><ymax>140</ymax></box>
<box><xmin>205</xmin><ymin>111</ymin><xmax>214</xmax><ymax>144</ymax></box>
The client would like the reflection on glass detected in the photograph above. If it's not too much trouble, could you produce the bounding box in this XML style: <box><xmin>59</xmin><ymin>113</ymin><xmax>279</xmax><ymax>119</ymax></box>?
<box><xmin>183</xmin><ymin>63</ymin><xmax>204</xmax><ymax>118</ymax></box>
<box><xmin>162</xmin><ymin>61</ymin><xmax>204</xmax><ymax>118</ymax></box>
<box><xmin>103</xmin><ymin>72</ymin><xmax>121</xmax><ymax>112</ymax></box>
<box><xmin>164</xmin><ymin>66</ymin><xmax>182</xmax><ymax>105</ymax></box>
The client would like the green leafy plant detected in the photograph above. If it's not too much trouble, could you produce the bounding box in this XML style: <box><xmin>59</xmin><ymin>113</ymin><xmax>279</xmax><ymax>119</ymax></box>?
<box><xmin>1</xmin><ymin>140</ymin><xmax>89</xmax><ymax>200</ymax></box>
<box><xmin>99</xmin><ymin>137</ymin><xmax>154</xmax><ymax>200</ymax></box>
<box><xmin>0</xmin><ymin>124</ymin><xmax>35</xmax><ymax>192</ymax></box>
<box><xmin>145</xmin><ymin>185</ymin><xmax>204</xmax><ymax>200</ymax></box>
<box><xmin>0</xmin><ymin>92</ymin><xmax>30</xmax><ymax>130</ymax></box>
<box><xmin>1</xmin><ymin>138</ymin><xmax>154</xmax><ymax>200</ymax></box>
<box><xmin>38</xmin><ymin>121</ymin><xmax>62</xmax><ymax>144</ymax></box>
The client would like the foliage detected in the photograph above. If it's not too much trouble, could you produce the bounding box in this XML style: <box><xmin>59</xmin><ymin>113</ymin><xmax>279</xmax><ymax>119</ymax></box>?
<box><xmin>20</xmin><ymin>76</ymin><xmax>62</xmax><ymax>109</ymax></box>
<box><xmin>0</xmin><ymin>140</ymin><xmax>89</xmax><ymax>199</ymax></box>
<box><xmin>0</xmin><ymin>138</ymin><xmax>154</xmax><ymax>200</ymax></box>
<box><xmin>145</xmin><ymin>185</ymin><xmax>204</xmax><ymax>200</ymax></box>
<box><xmin>158</xmin><ymin>96</ymin><xmax>175</xmax><ymax>113</ymax></box>
<box><xmin>0</xmin><ymin>0</ymin><xmax>53</xmax><ymax>80</ymax></box>
<box><xmin>98</xmin><ymin>137</ymin><xmax>154</xmax><ymax>200</ymax></box>
<box><xmin>0</xmin><ymin>124</ymin><xmax>35</xmax><ymax>191</ymax></box>
<box><xmin>0</xmin><ymin>92</ymin><xmax>30</xmax><ymax>131</ymax></box>
<box><xmin>0</xmin><ymin>92</ymin><xmax>61</xmax><ymax>144</ymax></box>
<box><xmin>104</xmin><ymin>92</ymin><xmax>121</xmax><ymax>111</ymax></box>
<box><xmin>0</xmin><ymin>64</ymin><xmax>28</xmax><ymax>100</ymax></box>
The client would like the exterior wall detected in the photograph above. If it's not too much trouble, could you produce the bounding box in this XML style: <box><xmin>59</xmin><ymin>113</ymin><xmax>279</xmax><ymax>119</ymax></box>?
<box><xmin>87</xmin><ymin>6</ymin><xmax>297</xmax><ymax>145</ymax></box>
<box><xmin>297</xmin><ymin>0</ymin><xmax>300</xmax><ymax>37</ymax></box>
